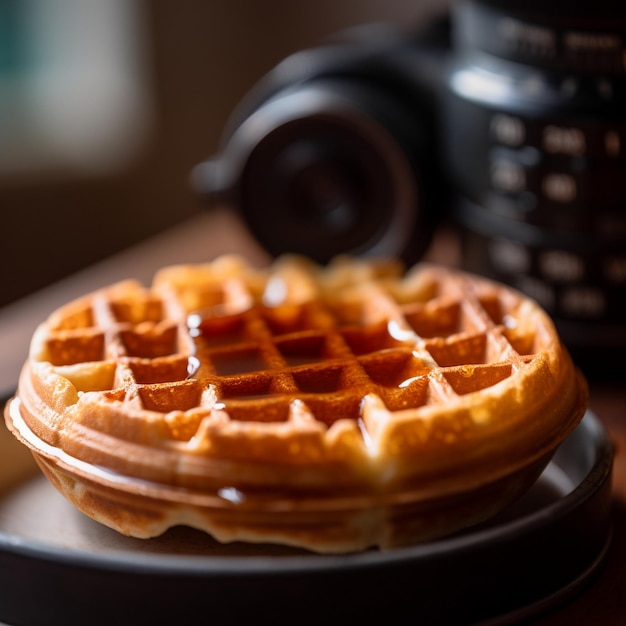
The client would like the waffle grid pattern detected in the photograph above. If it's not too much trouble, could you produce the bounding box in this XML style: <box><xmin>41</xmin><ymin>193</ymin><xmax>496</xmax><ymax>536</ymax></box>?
<box><xmin>36</xmin><ymin>259</ymin><xmax>538</xmax><ymax>444</ymax></box>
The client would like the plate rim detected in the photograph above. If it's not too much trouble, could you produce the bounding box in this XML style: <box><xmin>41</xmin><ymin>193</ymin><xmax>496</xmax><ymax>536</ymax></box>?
<box><xmin>0</xmin><ymin>409</ymin><xmax>613</xmax><ymax>576</ymax></box>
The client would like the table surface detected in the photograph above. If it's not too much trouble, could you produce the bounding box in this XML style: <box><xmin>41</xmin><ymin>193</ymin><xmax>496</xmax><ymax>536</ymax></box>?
<box><xmin>1</xmin><ymin>209</ymin><xmax>624</xmax><ymax>624</ymax></box>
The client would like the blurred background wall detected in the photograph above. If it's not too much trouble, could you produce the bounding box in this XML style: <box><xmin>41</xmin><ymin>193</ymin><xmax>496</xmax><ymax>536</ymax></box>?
<box><xmin>0</xmin><ymin>0</ymin><xmax>445</xmax><ymax>307</ymax></box>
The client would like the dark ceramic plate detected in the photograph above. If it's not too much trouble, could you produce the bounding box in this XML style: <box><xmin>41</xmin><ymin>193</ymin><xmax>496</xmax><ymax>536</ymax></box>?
<box><xmin>0</xmin><ymin>403</ymin><xmax>613</xmax><ymax>626</ymax></box>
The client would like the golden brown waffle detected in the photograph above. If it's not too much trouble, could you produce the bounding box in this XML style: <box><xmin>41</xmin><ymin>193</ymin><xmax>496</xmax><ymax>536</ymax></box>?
<box><xmin>5</xmin><ymin>255</ymin><xmax>587</xmax><ymax>553</ymax></box>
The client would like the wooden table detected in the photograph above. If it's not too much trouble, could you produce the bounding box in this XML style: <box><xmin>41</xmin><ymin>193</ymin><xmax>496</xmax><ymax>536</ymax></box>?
<box><xmin>1</xmin><ymin>209</ymin><xmax>624</xmax><ymax>624</ymax></box>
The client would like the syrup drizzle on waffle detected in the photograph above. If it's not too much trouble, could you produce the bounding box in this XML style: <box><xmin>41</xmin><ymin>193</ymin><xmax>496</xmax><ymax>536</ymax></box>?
<box><xmin>35</xmin><ymin>258</ymin><xmax>537</xmax><ymax>446</ymax></box>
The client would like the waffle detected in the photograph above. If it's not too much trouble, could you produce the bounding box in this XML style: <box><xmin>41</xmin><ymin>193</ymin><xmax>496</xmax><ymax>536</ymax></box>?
<box><xmin>5</xmin><ymin>255</ymin><xmax>587</xmax><ymax>553</ymax></box>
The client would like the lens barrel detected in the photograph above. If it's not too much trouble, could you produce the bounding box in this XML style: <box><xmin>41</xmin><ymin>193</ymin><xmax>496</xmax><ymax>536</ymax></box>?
<box><xmin>214</xmin><ymin>80</ymin><xmax>427</xmax><ymax>264</ymax></box>
<box><xmin>444</xmin><ymin>0</ymin><xmax>626</xmax><ymax>373</ymax></box>
<box><xmin>195</xmin><ymin>27</ymin><xmax>446</xmax><ymax>266</ymax></box>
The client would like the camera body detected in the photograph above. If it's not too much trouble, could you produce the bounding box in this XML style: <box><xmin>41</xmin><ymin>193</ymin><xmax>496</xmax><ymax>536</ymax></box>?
<box><xmin>196</xmin><ymin>0</ymin><xmax>626</xmax><ymax>369</ymax></box>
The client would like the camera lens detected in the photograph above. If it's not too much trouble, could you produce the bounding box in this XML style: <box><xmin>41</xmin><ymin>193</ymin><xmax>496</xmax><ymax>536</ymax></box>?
<box><xmin>196</xmin><ymin>36</ymin><xmax>445</xmax><ymax>266</ymax></box>
<box><xmin>234</xmin><ymin>83</ymin><xmax>424</xmax><ymax>263</ymax></box>
<box><xmin>200</xmin><ymin>81</ymin><xmax>433</xmax><ymax>264</ymax></box>
<box><xmin>443</xmin><ymin>0</ymin><xmax>626</xmax><ymax>372</ymax></box>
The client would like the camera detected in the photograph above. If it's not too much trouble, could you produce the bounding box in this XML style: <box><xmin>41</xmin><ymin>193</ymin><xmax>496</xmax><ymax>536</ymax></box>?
<box><xmin>194</xmin><ymin>0</ymin><xmax>626</xmax><ymax>372</ymax></box>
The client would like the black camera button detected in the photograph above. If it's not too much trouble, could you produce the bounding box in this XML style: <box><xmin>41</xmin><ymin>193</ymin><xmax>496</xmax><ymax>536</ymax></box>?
<box><xmin>487</xmin><ymin>147</ymin><xmax>542</xmax><ymax>199</ymax></box>
<box><xmin>539</xmin><ymin>171</ymin><xmax>579</xmax><ymax>205</ymax></box>
<box><xmin>537</xmin><ymin>249</ymin><xmax>586</xmax><ymax>283</ymax></box>
<box><xmin>489</xmin><ymin>159</ymin><xmax>527</xmax><ymax>195</ymax></box>
<box><xmin>591</xmin><ymin>125</ymin><xmax>626</xmax><ymax>161</ymax></box>
<box><xmin>537</xmin><ymin>167</ymin><xmax>626</xmax><ymax>216</ymax></box>
<box><xmin>541</xmin><ymin>124</ymin><xmax>586</xmax><ymax>157</ymax></box>
<box><xmin>560</xmin><ymin>285</ymin><xmax>607</xmax><ymax>320</ymax></box>
<box><xmin>489</xmin><ymin>113</ymin><xmax>527</xmax><ymax>147</ymax></box>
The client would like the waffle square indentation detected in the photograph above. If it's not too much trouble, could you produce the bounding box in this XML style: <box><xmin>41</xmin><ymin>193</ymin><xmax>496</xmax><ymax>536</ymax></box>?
<box><xmin>341</xmin><ymin>321</ymin><xmax>407</xmax><ymax>356</ymax></box>
<box><xmin>46</xmin><ymin>331</ymin><xmax>105</xmax><ymax>366</ymax></box>
<box><xmin>443</xmin><ymin>363</ymin><xmax>512</xmax><ymax>395</ymax></box>
<box><xmin>359</xmin><ymin>350</ymin><xmax>428</xmax><ymax>387</ymax></box>
<box><xmin>111</xmin><ymin>298</ymin><xmax>164</xmax><ymax>324</ymax></box>
<box><xmin>138</xmin><ymin>379</ymin><xmax>202</xmax><ymax>412</ymax></box>
<box><xmin>292</xmin><ymin>365</ymin><xmax>344</xmax><ymax>393</ymax></box>
<box><xmin>403</xmin><ymin>301</ymin><xmax>462</xmax><ymax>338</ymax></box>
<box><xmin>119</xmin><ymin>326</ymin><xmax>179</xmax><ymax>358</ymax></box>
<box><xmin>276</xmin><ymin>335</ymin><xmax>328</xmax><ymax>366</ymax></box>
<box><xmin>210</xmin><ymin>346</ymin><xmax>269</xmax><ymax>376</ymax></box>
<box><xmin>128</xmin><ymin>356</ymin><xmax>190</xmax><ymax>384</ymax></box>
